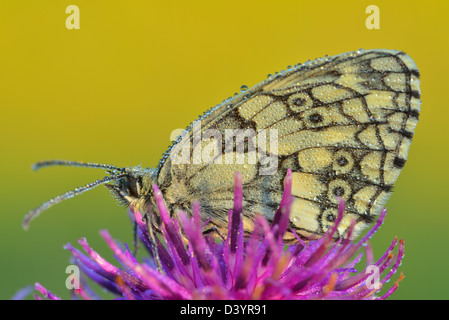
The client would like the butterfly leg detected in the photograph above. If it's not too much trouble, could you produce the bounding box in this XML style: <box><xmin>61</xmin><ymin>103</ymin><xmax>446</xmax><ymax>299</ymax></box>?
<box><xmin>132</xmin><ymin>221</ymin><xmax>139</xmax><ymax>257</ymax></box>
<box><xmin>202</xmin><ymin>225</ymin><xmax>226</xmax><ymax>242</ymax></box>
<box><xmin>142</xmin><ymin>213</ymin><xmax>163</xmax><ymax>273</ymax></box>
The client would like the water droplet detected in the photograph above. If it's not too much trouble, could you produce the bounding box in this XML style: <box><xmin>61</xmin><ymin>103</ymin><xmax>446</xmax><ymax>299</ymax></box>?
<box><xmin>240</xmin><ymin>85</ymin><xmax>248</xmax><ymax>92</ymax></box>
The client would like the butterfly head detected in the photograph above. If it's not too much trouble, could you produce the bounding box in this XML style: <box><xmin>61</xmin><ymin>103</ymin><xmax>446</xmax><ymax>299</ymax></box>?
<box><xmin>105</xmin><ymin>166</ymin><xmax>156</xmax><ymax>211</ymax></box>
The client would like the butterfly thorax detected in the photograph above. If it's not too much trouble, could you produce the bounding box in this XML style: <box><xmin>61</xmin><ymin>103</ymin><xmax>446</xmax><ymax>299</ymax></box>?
<box><xmin>163</xmin><ymin>178</ymin><xmax>192</xmax><ymax>211</ymax></box>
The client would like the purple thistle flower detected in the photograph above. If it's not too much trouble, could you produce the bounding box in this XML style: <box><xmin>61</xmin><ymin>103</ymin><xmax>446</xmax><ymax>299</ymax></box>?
<box><xmin>33</xmin><ymin>169</ymin><xmax>404</xmax><ymax>300</ymax></box>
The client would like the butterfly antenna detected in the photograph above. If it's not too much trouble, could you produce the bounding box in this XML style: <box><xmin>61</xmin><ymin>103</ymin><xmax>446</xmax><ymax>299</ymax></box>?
<box><xmin>32</xmin><ymin>160</ymin><xmax>125</xmax><ymax>173</ymax></box>
<box><xmin>23</xmin><ymin>173</ymin><xmax>127</xmax><ymax>230</ymax></box>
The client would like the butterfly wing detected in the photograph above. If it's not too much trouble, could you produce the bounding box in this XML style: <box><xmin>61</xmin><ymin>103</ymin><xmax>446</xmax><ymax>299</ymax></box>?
<box><xmin>156</xmin><ymin>49</ymin><xmax>421</xmax><ymax>241</ymax></box>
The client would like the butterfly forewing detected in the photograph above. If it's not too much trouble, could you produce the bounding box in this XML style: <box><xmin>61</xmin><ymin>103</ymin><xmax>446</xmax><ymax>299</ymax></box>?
<box><xmin>156</xmin><ymin>49</ymin><xmax>421</xmax><ymax>241</ymax></box>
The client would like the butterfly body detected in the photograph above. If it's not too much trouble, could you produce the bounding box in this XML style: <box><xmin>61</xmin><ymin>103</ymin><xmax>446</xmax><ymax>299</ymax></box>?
<box><xmin>25</xmin><ymin>49</ymin><xmax>421</xmax><ymax>243</ymax></box>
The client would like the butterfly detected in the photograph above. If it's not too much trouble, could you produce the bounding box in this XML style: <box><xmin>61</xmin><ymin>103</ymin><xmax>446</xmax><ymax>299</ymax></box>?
<box><xmin>24</xmin><ymin>49</ymin><xmax>421</xmax><ymax>243</ymax></box>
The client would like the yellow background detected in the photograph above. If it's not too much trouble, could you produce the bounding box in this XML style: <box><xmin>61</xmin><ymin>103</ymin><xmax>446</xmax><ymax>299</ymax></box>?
<box><xmin>0</xmin><ymin>0</ymin><xmax>447</xmax><ymax>299</ymax></box>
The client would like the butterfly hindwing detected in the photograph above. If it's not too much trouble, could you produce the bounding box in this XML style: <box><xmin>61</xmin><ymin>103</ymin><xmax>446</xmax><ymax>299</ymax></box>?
<box><xmin>156</xmin><ymin>49</ymin><xmax>420</xmax><ymax>241</ymax></box>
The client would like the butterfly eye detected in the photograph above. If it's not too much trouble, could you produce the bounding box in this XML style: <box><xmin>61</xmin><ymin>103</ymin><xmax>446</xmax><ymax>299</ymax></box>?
<box><xmin>126</xmin><ymin>177</ymin><xmax>141</xmax><ymax>198</ymax></box>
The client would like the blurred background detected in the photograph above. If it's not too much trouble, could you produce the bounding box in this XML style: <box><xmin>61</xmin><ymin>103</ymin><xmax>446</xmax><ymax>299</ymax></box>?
<box><xmin>0</xmin><ymin>0</ymin><xmax>447</xmax><ymax>299</ymax></box>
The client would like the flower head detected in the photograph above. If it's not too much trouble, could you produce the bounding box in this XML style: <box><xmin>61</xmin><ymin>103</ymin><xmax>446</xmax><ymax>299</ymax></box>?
<box><xmin>33</xmin><ymin>169</ymin><xmax>404</xmax><ymax>300</ymax></box>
